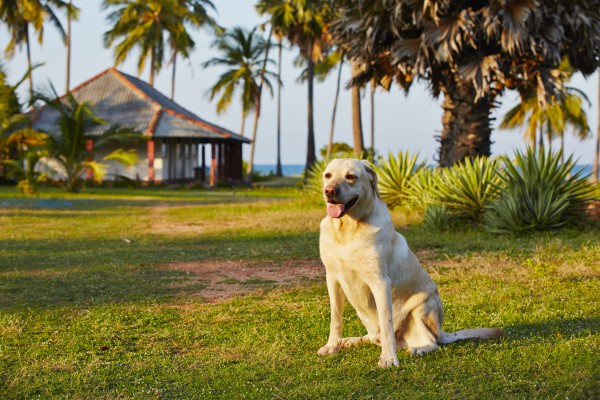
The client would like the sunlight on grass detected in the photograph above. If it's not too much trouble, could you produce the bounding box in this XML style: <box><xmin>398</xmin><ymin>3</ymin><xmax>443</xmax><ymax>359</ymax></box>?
<box><xmin>1</xmin><ymin>186</ymin><xmax>598</xmax><ymax>398</ymax></box>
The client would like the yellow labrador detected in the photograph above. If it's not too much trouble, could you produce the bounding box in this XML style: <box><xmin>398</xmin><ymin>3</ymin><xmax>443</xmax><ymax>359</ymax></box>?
<box><xmin>317</xmin><ymin>158</ymin><xmax>504</xmax><ymax>368</ymax></box>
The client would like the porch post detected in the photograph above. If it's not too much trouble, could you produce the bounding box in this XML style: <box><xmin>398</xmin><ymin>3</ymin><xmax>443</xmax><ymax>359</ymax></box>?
<box><xmin>210</xmin><ymin>142</ymin><xmax>217</xmax><ymax>187</ymax></box>
<box><xmin>201</xmin><ymin>144</ymin><xmax>206</xmax><ymax>183</ymax></box>
<box><xmin>86</xmin><ymin>139</ymin><xmax>94</xmax><ymax>181</ymax></box>
<box><xmin>147</xmin><ymin>138</ymin><xmax>155</xmax><ymax>183</ymax></box>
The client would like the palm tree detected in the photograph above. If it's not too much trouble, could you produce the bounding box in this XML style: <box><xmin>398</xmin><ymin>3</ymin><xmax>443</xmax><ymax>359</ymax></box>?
<box><xmin>331</xmin><ymin>1</ymin><xmax>600</xmax><ymax>167</ymax></box>
<box><xmin>595</xmin><ymin>75</ymin><xmax>600</xmax><ymax>183</ymax></box>
<box><xmin>323</xmin><ymin>50</ymin><xmax>343</xmax><ymax>159</ymax></box>
<box><xmin>501</xmin><ymin>61</ymin><xmax>591</xmax><ymax>158</ymax></box>
<box><xmin>257</xmin><ymin>0</ymin><xmax>334</xmax><ymax>175</ymax></box>
<box><xmin>39</xmin><ymin>90</ymin><xmax>140</xmax><ymax>192</ymax></box>
<box><xmin>245</xmin><ymin>26</ymin><xmax>276</xmax><ymax>185</ymax></box>
<box><xmin>256</xmin><ymin>0</ymin><xmax>287</xmax><ymax>176</ymax></box>
<box><xmin>350</xmin><ymin>60</ymin><xmax>364</xmax><ymax>155</ymax></box>
<box><xmin>501</xmin><ymin>89</ymin><xmax>591</xmax><ymax>156</ymax></box>
<box><xmin>65</xmin><ymin>0</ymin><xmax>80</xmax><ymax>93</ymax></box>
<box><xmin>203</xmin><ymin>27</ymin><xmax>276</xmax><ymax>137</ymax></box>
<box><xmin>167</xmin><ymin>0</ymin><xmax>220</xmax><ymax>100</ymax></box>
<box><xmin>0</xmin><ymin>0</ymin><xmax>70</xmax><ymax>103</ymax></box>
<box><xmin>103</xmin><ymin>0</ymin><xmax>180</xmax><ymax>87</ymax></box>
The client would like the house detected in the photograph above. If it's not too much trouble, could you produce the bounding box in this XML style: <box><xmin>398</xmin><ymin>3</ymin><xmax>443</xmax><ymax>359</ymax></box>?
<box><xmin>33</xmin><ymin>67</ymin><xmax>250</xmax><ymax>185</ymax></box>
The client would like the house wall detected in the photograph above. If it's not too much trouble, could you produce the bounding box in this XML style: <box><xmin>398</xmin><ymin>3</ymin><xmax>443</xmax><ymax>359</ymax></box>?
<box><xmin>37</xmin><ymin>140</ymin><xmax>211</xmax><ymax>184</ymax></box>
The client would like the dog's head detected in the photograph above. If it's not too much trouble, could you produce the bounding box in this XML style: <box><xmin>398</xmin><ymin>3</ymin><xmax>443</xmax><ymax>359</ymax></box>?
<box><xmin>322</xmin><ymin>158</ymin><xmax>380</xmax><ymax>219</ymax></box>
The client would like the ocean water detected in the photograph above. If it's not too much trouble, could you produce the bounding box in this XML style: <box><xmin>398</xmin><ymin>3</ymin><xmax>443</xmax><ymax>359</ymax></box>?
<box><xmin>254</xmin><ymin>164</ymin><xmax>596</xmax><ymax>178</ymax></box>
<box><xmin>253</xmin><ymin>164</ymin><xmax>305</xmax><ymax>177</ymax></box>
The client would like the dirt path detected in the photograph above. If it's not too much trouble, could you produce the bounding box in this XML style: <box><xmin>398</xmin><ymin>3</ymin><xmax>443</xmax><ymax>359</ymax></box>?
<box><xmin>168</xmin><ymin>259</ymin><xmax>324</xmax><ymax>303</ymax></box>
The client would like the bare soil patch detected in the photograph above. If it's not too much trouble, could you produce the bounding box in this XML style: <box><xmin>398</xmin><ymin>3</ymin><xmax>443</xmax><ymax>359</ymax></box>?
<box><xmin>168</xmin><ymin>259</ymin><xmax>324</xmax><ymax>302</ymax></box>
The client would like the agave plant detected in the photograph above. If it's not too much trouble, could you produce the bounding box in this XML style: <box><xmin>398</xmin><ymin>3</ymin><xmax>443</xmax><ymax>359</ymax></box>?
<box><xmin>374</xmin><ymin>151</ymin><xmax>427</xmax><ymax>210</ymax></box>
<box><xmin>486</xmin><ymin>149</ymin><xmax>595</xmax><ymax>233</ymax></box>
<box><xmin>431</xmin><ymin>156</ymin><xmax>502</xmax><ymax>224</ymax></box>
<box><xmin>404</xmin><ymin>167</ymin><xmax>440</xmax><ymax>211</ymax></box>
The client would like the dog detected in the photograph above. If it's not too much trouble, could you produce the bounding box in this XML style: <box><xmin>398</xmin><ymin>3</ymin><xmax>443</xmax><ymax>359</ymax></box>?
<box><xmin>317</xmin><ymin>158</ymin><xmax>504</xmax><ymax>367</ymax></box>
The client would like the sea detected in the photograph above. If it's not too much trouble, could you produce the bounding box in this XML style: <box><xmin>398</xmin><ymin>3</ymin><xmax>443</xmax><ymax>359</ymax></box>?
<box><xmin>254</xmin><ymin>164</ymin><xmax>305</xmax><ymax>177</ymax></box>
<box><xmin>254</xmin><ymin>164</ymin><xmax>596</xmax><ymax>178</ymax></box>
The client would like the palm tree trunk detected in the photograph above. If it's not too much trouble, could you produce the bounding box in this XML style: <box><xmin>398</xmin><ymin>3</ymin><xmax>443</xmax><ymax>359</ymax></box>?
<box><xmin>65</xmin><ymin>0</ymin><xmax>72</xmax><ymax>93</ymax></box>
<box><xmin>326</xmin><ymin>52</ymin><xmax>343</xmax><ymax>159</ymax></box>
<box><xmin>170</xmin><ymin>49</ymin><xmax>177</xmax><ymax>100</ymax></box>
<box><xmin>246</xmin><ymin>27</ymin><xmax>273</xmax><ymax>186</ymax></box>
<box><xmin>240</xmin><ymin>110</ymin><xmax>246</xmax><ymax>137</ymax></box>
<box><xmin>438</xmin><ymin>77</ymin><xmax>493</xmax><ymax>167</ymax></box>
<box><xmin>594</xmin><ymin>75</ymin><xmax>600</xmax><ymax>183</ymax></box>
<box><xmin>304</xmin><ymin>38</ymin><xmax>316</xmax><ymax>179</ymax></box>
<box><xmin>350</xmin><ymin>61</ymin><xmax>364</xmax><ymax>156</ymax></box>
<box><xmin>149</xmin><ymin>49</ymin><xmax>155</xmax><ymax>87</ymax></box>
<box><xmin>370</xmin><ymin>79</ymin><xmax>375</xmax><ymax>157</ymax></box>
<box><xmin>538</xmin><ymin>124</ymin><xmax>544</xmax><ymax>153</ymax></box>
<box><xmin>275</xmin><ymin>38</ymin><xmax>283</xmax><ymax>177</ymax></box>
<box><xmin>25</xmin><ymin>25</ymin><xmax>34</xmax><ymax>105</ymax></box>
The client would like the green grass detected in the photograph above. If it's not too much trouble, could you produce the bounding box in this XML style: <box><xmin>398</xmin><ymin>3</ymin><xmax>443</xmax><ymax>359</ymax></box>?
<box><xmin>1</xmin><ymin>186</ymin><xmax>599</xmax><ymax>399</ymax></box>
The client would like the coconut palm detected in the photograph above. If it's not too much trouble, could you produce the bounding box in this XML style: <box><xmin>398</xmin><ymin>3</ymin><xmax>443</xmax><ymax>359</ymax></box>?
<box><xmin>256</xmin><ymin>0</ymin><xmax>289</xmax><ymax>176</ymax></box>
<box><xmin>595</xmin><ymin>75</ymin><xmax>600</xmax><ymax>184</ymax></box>
<box><xmin>167</xmin><ymin>0</ymin><xmax>220</xmax><ymax>100</ymax></box>
<box><xmin>0</xmin><ymin>0</ymin><xmax>70</xmax><ymax>102</ymax></box>
<box><xmin>38</xmin><ymin>90</ymin><xmax>141</xmax><ymax>192</ymax></box>
<box><xmin>203</xmin><ymin>27</ymin><xmax>276</xmax><ymax>138</ymax></box>
<box><xmin>103</xmin><ymin>0</ymin><xmax>177</xmax><ymax>86</ymax></box>
<box><xmin>257</xmin><ymin>0</ymin><xmax>335</xmax><ymax>175</ymax></box>
<box><xmin>501</xmin><ymin>61</ymin><xmax>591</xmax><ymax>156</ymax></box>
<box><xmin>64</xmin><ymin>0</ymin><xmax>80</xmax><ymax>92</ymax></box>
<box><xmin>331</xmin><ymin>1</ymin><xmax>600</xmax><ymax>167</ymax></box>
<box><xmin>501</xmin><ymin>89</ymin><xmax>591</xmax><ymax>155</ymax></box>
<box><xmin>0</xmin><ymin>65</ymin><xmax>31</xmax><ymax>180</ymax></box>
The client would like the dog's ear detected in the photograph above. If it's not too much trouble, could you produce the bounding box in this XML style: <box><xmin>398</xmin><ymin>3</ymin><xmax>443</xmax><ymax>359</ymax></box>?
<box><xmin>360</xmin><ymin>160</ymin><xmax>381</xmax><ymax>199</ymax></box>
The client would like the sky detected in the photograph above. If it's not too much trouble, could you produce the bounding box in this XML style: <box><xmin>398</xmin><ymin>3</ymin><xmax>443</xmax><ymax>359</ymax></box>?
<box><xmin>1</xmin><ymin>0</ymin><xmax>598</xmax><ymax>166</ymax></box>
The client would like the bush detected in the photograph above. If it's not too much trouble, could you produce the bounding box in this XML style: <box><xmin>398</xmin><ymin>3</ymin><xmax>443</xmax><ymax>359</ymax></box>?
<box><xmin>430</xmin><ymin>156</ymin><xmax>502</xmax><ymax>224</ymax></box>
<box><xmin>374</xmin><ymin>151</ymin><xmax>427</xmax><ymax>210</ymax></box>
<box><xmin>423</xmin><ymin>204</ymin><xmax>453</xmax><ymax>231</ymax></box>
<box><xmin>485</xmin><ymin>149</ymin><xmax>595</xmax><ymax>233</ymax></box>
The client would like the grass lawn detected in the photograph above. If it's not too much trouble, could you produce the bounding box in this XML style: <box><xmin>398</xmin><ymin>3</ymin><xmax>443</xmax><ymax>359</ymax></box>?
<box><xmin>0</xmin><ymin>185</ymin><xmax>599</xmax><ymax>399</ymax></box>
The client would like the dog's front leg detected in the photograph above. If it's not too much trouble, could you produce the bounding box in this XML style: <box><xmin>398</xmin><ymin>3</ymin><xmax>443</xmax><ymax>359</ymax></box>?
<box><xmin>370</xmin><ymin>278</ymin><xmax>400</xmax><ymax>367</ymax></box>
<box><xmin>317</xmin><ymin>272</ymin><xmax>345</xmax><ymax>355</ymax></box>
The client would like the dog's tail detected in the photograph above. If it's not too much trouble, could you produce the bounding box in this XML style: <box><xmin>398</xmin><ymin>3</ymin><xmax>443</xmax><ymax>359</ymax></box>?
<box><xmin>438</xmin><ymin>328</ymin><xmax>505</xmax><ymax>344</ymax></box>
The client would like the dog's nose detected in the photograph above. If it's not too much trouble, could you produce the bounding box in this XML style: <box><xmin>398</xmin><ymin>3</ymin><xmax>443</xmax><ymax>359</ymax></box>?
<box><xmin>324</xmin><ymin>185</ymin><xmax>337</xmax><ymax>198</ymax></box>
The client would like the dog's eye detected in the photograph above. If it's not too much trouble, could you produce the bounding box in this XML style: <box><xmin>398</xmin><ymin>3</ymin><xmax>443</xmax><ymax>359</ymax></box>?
<box><xmin>324</xmin><ymin>172</ymin><xmax>332</xmax><ymax>179</ymax></box>
<box><xmin>346</xmin><ymin>174</ymin><xmax>357</xmax><ymax>181</ymax></box>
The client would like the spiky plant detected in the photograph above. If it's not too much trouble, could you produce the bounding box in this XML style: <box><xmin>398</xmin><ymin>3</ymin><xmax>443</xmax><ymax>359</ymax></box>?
<box><xmin>431</xmin><ymin>156</ymin><xmax>502</xmax><ymax>224</ymax></box>
<box><xmin>404</xmin><ymin>167</ymin><xmax>440</xmax><ymax>211</ymax></box>
<box><xmin>374</xmin><ymin>151</ymin><xmax>427</xmax><ymax>210</ymax></box>
<box><xmin>485</xmin><ymin>149</ymin><xmax>595</xmax><ymax>233</ymax></box>
<box><xmin>423</xmin><ymin>204</ymin><xmax>452</xmax><ymax>231</ymax></box>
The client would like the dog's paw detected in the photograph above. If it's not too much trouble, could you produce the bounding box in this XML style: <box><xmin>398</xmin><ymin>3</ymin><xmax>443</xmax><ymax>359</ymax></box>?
<box><xmin>408</xmin><ymin>344</ymin><xmax>438</xmax><ymax>356</ymax></box>
<box><xmin>378</xmin><ymin>354</ymin><xmax>400</xmax><ymax>368</ymax></box>
<box><xmin>317</xmin><ymin>343</ymin><xmax>340</xmax><ymax>356</ymax></box>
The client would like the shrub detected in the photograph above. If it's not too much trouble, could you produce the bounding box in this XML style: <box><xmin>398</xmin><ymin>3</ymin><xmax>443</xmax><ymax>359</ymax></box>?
<box><xmin>404</xmin><ymin>167</ymin><xmax>440</xmax><ymax>211</ymax></box>
<box><xmin>374</xmin><ymin>151</ymin><xmax>427</xmax><ymax>210</ymax></box>
<box><xmin>423</xmin><ymin>204</ymin><xmax>453</xmax><ymax>231</ymax></box>
<box><xmin>485</xmin><ymin>149</ymin><xmax>596</xmax><ymax>233</ymax></box>
<box><xmin>429</xmin><ymin>156</ymin><xmax>502</xmax><ymax>224</ymax></box>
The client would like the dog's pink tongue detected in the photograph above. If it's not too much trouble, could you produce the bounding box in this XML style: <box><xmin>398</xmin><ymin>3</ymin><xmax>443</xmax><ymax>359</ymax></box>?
<box><xmin>327</xmin><ymin>203</ymin><xmax>345</xmax><ymax>218</ymax></box>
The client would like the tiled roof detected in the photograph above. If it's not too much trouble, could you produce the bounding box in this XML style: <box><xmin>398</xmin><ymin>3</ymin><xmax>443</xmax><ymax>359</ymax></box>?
<box><xmin>33</xmin><ymin>68</ymin><xmax>250</xmax><ymax>143</ymax></box>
